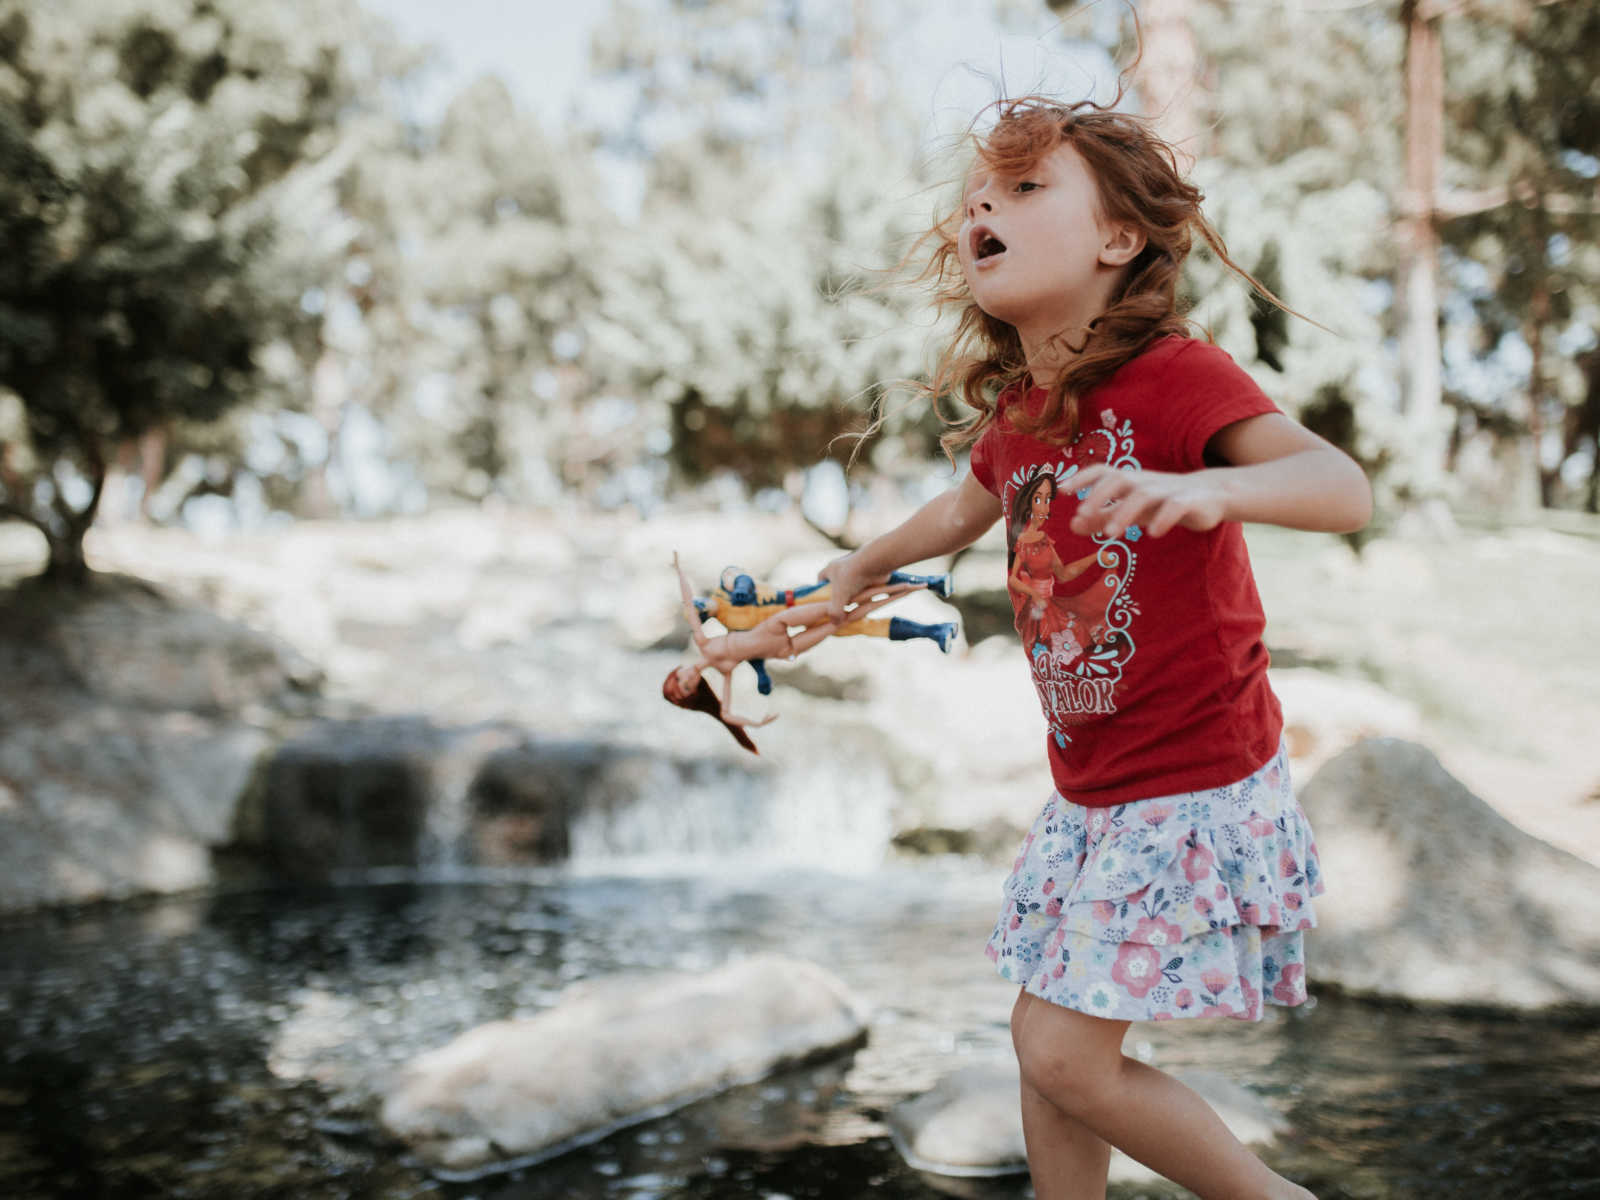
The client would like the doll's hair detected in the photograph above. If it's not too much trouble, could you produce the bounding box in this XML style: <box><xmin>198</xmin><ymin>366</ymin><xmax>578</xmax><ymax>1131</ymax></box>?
<box><xmin>913</xmin><ymin>94</ymin><xmax>1295</xmax><ymax>456</ymax></box>
<box><xmin>1006</xmin><ymin>469</ymin><xmax>1058</xmax><ymax>572</ymax></box>
<box><xmin>662</xmin><ymin>668</ymin><xmax>759</xmax><ymax>755</ymax></box>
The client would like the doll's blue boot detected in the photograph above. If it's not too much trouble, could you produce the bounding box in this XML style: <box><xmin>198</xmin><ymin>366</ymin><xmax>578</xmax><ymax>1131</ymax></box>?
<box><xmin>889</xmin><ymin>617</ymin><xmax>959</xmax><ymax>653</ymax></box>
<box><xmin>887</xmin><ymin>569</ymin><xmax>954</xmax><ymax>599</ymax></box>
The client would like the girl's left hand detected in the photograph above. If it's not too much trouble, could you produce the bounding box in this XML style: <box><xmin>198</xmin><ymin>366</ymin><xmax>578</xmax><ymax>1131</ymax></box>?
<box><xmin>1068</xmin><ymin>464</ymin><xmax>1227</xmax><ymax>539</ymax></box>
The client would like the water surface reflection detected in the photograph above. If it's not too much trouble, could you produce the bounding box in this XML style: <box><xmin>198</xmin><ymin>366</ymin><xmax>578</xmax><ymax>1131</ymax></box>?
<box><xmin>2</xmin><ymin>866</ymin><xmax>1596</xmax><ymax>1198</ymax></box>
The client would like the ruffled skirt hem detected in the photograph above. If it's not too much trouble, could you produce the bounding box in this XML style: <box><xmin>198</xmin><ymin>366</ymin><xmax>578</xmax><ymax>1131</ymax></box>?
<box><xmin>984</xmin><ymin>739</ymin><xmax>1323</xmax><ymax>1023</ymax></box>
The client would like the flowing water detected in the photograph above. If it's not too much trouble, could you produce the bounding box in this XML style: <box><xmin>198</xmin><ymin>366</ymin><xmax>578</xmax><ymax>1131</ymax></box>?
<box><xmin>2</xmin><ymin>862</ymin><xmax>1598</xmax><ymax>1199</ymax></box>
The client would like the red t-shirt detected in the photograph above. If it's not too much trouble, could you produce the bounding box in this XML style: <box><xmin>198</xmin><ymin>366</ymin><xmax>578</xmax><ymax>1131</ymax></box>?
<box><xmin>968</xmin><ymin>336</ymin><xmax>1284</xmax><ymax>807</ymax></box>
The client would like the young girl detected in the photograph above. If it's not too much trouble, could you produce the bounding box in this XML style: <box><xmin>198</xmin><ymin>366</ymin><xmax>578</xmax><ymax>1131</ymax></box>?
<box><xmin>819</xmin><ymin>97</ymin><xmax>1371</xmax><ymax>1200</ymax></box>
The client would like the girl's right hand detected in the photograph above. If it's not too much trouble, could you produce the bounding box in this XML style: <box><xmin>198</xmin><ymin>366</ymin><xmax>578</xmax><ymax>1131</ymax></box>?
<box><xmin>818</xmin><ymin>552</ymin><xmax>888</xmax><ymax>623</ymax></box>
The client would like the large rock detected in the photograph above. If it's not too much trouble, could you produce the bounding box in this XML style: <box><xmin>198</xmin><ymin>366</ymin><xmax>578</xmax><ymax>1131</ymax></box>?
<box><xmin>0</xmin><ymin>575</ymin><xmax>316</xmax><ymax>912</ymax></box>
<box><xmin>887</xmin><ymin>1060</ymin><xmax>1286</xmax><ymax>1183</ymax></box>
<box><xmin>1269</xmin><ymin>668</ymin><xmax>1421</xmax><ymax>775</ymax></box>
<box><xmin>378</xmin><ymin>955</ymin><xmax>868</xmax><ymax>1175</ymax></box>
<box><xmin>1302</xmin><ymin>738</ymin><xmax>1600</xmax><ymax>1009</ymax></box>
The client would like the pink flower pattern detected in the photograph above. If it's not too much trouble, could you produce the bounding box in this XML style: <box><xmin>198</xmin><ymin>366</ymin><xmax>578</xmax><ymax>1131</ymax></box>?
<box><xmin>1181</xmin><ymin>839</ymin><xmax>1216</xmax><ymax>883</ymax></box>
<box><xmin>1111</xmin><ymin>944</ymin><xmax>1164</xmax><ymax>998</ymax></box>
<box><xmin>1273</xmin><ymin>963</ymin><xmax>1306</xmax><ymax>1005</ymax></box>
<box><xmin>985</xmin><ymin>741</ymin><xmax>1324</xmax><ymax>1022</ymax></box>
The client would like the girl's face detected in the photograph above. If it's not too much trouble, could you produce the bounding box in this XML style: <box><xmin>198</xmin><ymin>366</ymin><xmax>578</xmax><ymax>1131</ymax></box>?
<box><xmin>957</xmin><ymin>142</ymin><xmax>1134</xmax><ymax>336</ymax></box>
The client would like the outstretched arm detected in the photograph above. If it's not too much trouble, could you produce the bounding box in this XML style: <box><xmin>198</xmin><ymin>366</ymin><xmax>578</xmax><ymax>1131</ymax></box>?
<box><xmin>1068</xmin><ymin>414</ymin><xmax>1372</xmax><ymax>540</ymax></box>
<box><xmin>674</xmin><ymin>551</ymin><xmax>712</xmax><ymax>651</ymax></box>
<box><xmin>716</xmin><ymin>666</ymin><xmax>776</xmax><ymax>729</ymax></box>
<box><xmin>819</xmin><ymin>473</ymin><xmax>1002</xmax><ymax>621</ymax></box>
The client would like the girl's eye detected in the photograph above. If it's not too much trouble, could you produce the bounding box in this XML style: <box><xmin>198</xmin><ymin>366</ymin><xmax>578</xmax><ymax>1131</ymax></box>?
<box><xmin>1015</xmin><ymin>181</ymin><xmax>1041</xmax><ymax>193</ymax></box>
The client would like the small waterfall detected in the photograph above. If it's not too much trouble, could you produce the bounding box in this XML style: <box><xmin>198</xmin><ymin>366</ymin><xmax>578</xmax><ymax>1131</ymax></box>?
<box><xmin>254</xmin><ymin>721</ymin><xmax>899</xmax><ymax>882</ymax></box>
<box><xmin>563</xmin><ymin>751</ymin><xmax>897</xmax><ymax>875</ymax></box>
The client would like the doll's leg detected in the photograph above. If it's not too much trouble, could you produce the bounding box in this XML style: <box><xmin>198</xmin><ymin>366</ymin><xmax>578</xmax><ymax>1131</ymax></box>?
<box><xmin>846</xmin><ymin>580</ymin><xmax>921</xmax><ymax>607</ymax></box>
<box><xmin>762</xmin><ymin>586</ymin><xmax>913</xmax><ymax>636</ymax></box>
<box><xmin>834</xmin><ymin>616</ymin><xmax>957</xmax><ymax>652</ymax></box>
<box><xmin>887</xmin><ymin>568</ymin><xmax>953</xmax><ymax>598</ymax></box>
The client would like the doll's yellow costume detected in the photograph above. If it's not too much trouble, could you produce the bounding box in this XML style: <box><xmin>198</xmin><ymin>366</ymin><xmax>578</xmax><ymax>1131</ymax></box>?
<box><xmin>689</xmin><ymin>566</ymin><xmax>956</xmax><ymax>694</ymax></box>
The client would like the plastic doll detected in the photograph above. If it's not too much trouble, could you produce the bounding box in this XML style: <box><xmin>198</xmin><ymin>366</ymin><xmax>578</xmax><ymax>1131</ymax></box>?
<box><xmin>663</xmin><ymin>552</ymin><xmax>955</xmax><ymax>753</ymax></box>
<box><xmin>692</xmin><ymin>564</ymin><xmax>955</xmax><ymax>694</ymax></box>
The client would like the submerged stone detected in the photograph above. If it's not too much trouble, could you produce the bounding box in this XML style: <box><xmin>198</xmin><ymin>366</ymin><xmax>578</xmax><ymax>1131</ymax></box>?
<box><xmin>378</xmin><ymin>955</ymin><xmax>868</xmax><ymax>1175</ymax></box>
<box><xmin>886</xmin><ymin>1060</ymin><xmax>1286</xmax><ymax>1182</ymax></box>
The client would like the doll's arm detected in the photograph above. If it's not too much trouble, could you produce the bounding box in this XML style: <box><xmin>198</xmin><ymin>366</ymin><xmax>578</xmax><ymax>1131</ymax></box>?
<box><xmin>674</xmin><ymin>552</ymin><xmax>712</xmax><ymax>650</ymax></box>
<box><xmin>717</xmin><ymin>667</ymin><xmax>777</xmax><ymax>728</ymax></box>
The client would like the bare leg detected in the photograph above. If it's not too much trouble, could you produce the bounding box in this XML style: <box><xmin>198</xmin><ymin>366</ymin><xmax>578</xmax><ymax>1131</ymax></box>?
<box><xmin>1013</xmin><ymin>992</ymin><xmax>1113</xmax><ymax>1200</ymax></box>
<box><xmin>1012</xmin><ymin>993</ymin><xmax>1315</xmax><ymax>1200</ymax></box>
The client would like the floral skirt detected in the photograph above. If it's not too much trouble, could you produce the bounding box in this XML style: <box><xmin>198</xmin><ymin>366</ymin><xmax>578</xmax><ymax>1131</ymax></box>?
<box><xmin>985</xmin><ymin>740</ymin><xmax>1324</xmax><ymax>1022</ymax></box>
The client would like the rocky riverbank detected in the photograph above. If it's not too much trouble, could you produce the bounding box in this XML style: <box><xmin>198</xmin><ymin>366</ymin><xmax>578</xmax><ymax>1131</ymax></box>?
<box><xmin>2</xmin><ymin>504</ymin><xmax>1598</xmax><ymax>1013</ymax></box>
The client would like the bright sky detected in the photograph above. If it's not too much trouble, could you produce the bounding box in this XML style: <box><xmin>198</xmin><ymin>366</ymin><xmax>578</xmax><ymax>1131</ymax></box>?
<box><xmin>360</xmin><ymin>0</ymin><xmax>1118</xmax><ymax>134</ymax></box>
<box><xmin>364</xmin><ymin>0</ymin><xmax>600</xmax><ymax>124</ymax></box>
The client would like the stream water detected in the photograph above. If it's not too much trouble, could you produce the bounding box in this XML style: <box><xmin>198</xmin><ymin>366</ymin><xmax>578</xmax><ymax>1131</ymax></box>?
<box><xmin>2</xmin><ymin>861</ymin><xmax>1598</xmax><ymax>1199</ymax></box>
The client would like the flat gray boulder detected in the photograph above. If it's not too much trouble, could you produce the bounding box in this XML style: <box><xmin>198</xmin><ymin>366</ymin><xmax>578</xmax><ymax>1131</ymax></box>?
<box><xmin>379</xmin><ymin>955</ymin><xmax>868</xmax><ymax>1175</ymax></box>
<box><xmin>0</xmin><ymin>574</ymin><xmax>314</xmax><ymax>912</ymax></box>
<box><xmin>887</xmin><ymin>1060</ymin><xmax>1285</xmax><ymax>1183</ymax></box>
<box><xmin>1302</xmin><ymin>738</ymin><xmax>1600</xmax><ymax>1009</ymax></box>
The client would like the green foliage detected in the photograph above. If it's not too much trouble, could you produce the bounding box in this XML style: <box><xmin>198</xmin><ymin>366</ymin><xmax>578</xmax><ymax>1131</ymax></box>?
<box><xmin>1437</xmin><ymin>0</ymin><xmax>1600</xmax><ymax>507</ymax></box>
<box><xmin>0</xmin><ymin>0</ymin><xmax>368</xmax><ymax>571</ymax></box>
<box><xmin>1174</xmin><ymin>0</ymin><xmax>1404</xmax><ymax>494</ymax></box>
<box><xmin>314</xmin><ymin>74</ymin><xmax>601</xmax><ymax>504</ymax></box>
<box><xmin>581</xmin><ymin>0</ymin><xmax>948</xmax><ymax>492</ymax></box>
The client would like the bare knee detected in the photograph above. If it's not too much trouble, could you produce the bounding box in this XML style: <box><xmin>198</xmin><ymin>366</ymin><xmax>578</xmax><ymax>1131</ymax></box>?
<box><xmin>1016</xmin><ymin>1037</ymin><xmax>1121</xmax><ymax>1120</ymax></box>
<box><xmin>1010</xmin><ymin>994</ymin><xmax>1124</xmax><ymax>1119</ymax></box>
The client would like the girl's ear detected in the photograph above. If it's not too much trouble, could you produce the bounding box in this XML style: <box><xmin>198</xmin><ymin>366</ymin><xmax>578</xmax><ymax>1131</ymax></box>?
<box><xmin>1099</xmin><ymin>223</ymin><xmax>1146</xmax><ymax>268</ymax></box>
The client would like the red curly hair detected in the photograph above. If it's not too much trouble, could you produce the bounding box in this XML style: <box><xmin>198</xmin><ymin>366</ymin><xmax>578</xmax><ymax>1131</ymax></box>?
<box><xmin>662</xmin><ymin>668</ymin><xmax>759</xmax><ymax>755</ymax></box>
<box><xmin>912</xmin><ymin>95</ymin><xmax>1291</xmax><ymax>455</ymax></box>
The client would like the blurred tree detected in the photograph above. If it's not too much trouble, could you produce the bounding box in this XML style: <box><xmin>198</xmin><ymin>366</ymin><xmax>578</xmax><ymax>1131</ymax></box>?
<box><xmin>1050</xmin><ymin>0</ymin><xmax>1600</xmax><ymax>517</ymax></box>
<box><xmin>1439</xmin><ymin>0</ymin><xmax>1600</xmax><ymax>511</ymax></box>
<box><xmin>0</xmin><ymin>0</ymin><xmax>372</xmax><ymax>578</ymax></box>
<box><xmin>1169</xmin><ymin>1</ymin><xmax>1404</xmax><ymax>509</ymax></box>
<box><xmin>587</xmin><ymin>130</ymin><xmax>936</xmax><ymax>493</ymax></box>
<box><xmin>1049</xmin><ymin>0</ymin><xmax>1400</xmax><ymax>505</ymax></box>
<box><xmin>582</xmin><ymin>0</ymin><xmax>943</xmax><ymax>495</ymax></box>
<box><xmin>289</xmin><ymin>73</ymin><xmax>600</xmax><ymax>510</ymax></box>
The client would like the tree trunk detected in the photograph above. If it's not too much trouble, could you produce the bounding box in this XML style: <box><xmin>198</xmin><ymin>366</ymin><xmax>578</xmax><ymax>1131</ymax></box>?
<box><xmin>1399</xmin><ymin>0</ymin><xmax>1447</xmax><ymax>496</ymax></box>
<box><xmin>1525</xmin><ymin>282</ymin><xmax>1555</xmax><ymax>508</ymax></box>
<box><xmin>1138</xmin><ymin>0</ymin><xmax>1203</xmax><ymax>165</ymax></box>
<box><xmin>1581</xmin><ymin>348</ymin><xmax>1600</xmax><ymax>514</ymax></box>
<box><xmin>40</xmin><ymin>437</ymin><xmax>107</xmax><ymax>587</ymax></box>
<box><xmin>42</xmin><ymin>529</ymin><xmax>91</xmax><ymax>585</ymax></box>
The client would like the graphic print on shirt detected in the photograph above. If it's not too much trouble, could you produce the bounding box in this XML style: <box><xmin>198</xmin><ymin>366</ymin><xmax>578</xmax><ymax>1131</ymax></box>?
<box><xmin>1001</xmin><ymin>408</ymin><xmax>1142</xmax><ymax>745</ymax></box>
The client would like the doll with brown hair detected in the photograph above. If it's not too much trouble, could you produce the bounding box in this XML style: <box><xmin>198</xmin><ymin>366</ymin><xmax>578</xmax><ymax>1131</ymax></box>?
<box><xmin>662</xmin><ymin>552</ymin><xmax>942</xmax><ymax>754</ymax></box>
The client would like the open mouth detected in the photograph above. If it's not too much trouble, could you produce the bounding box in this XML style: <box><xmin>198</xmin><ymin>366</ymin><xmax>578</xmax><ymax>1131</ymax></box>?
<box><xmin>970</xmin><ymin>226</ymin><xmax>1007</xmax><ymax>261</ymax></box>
